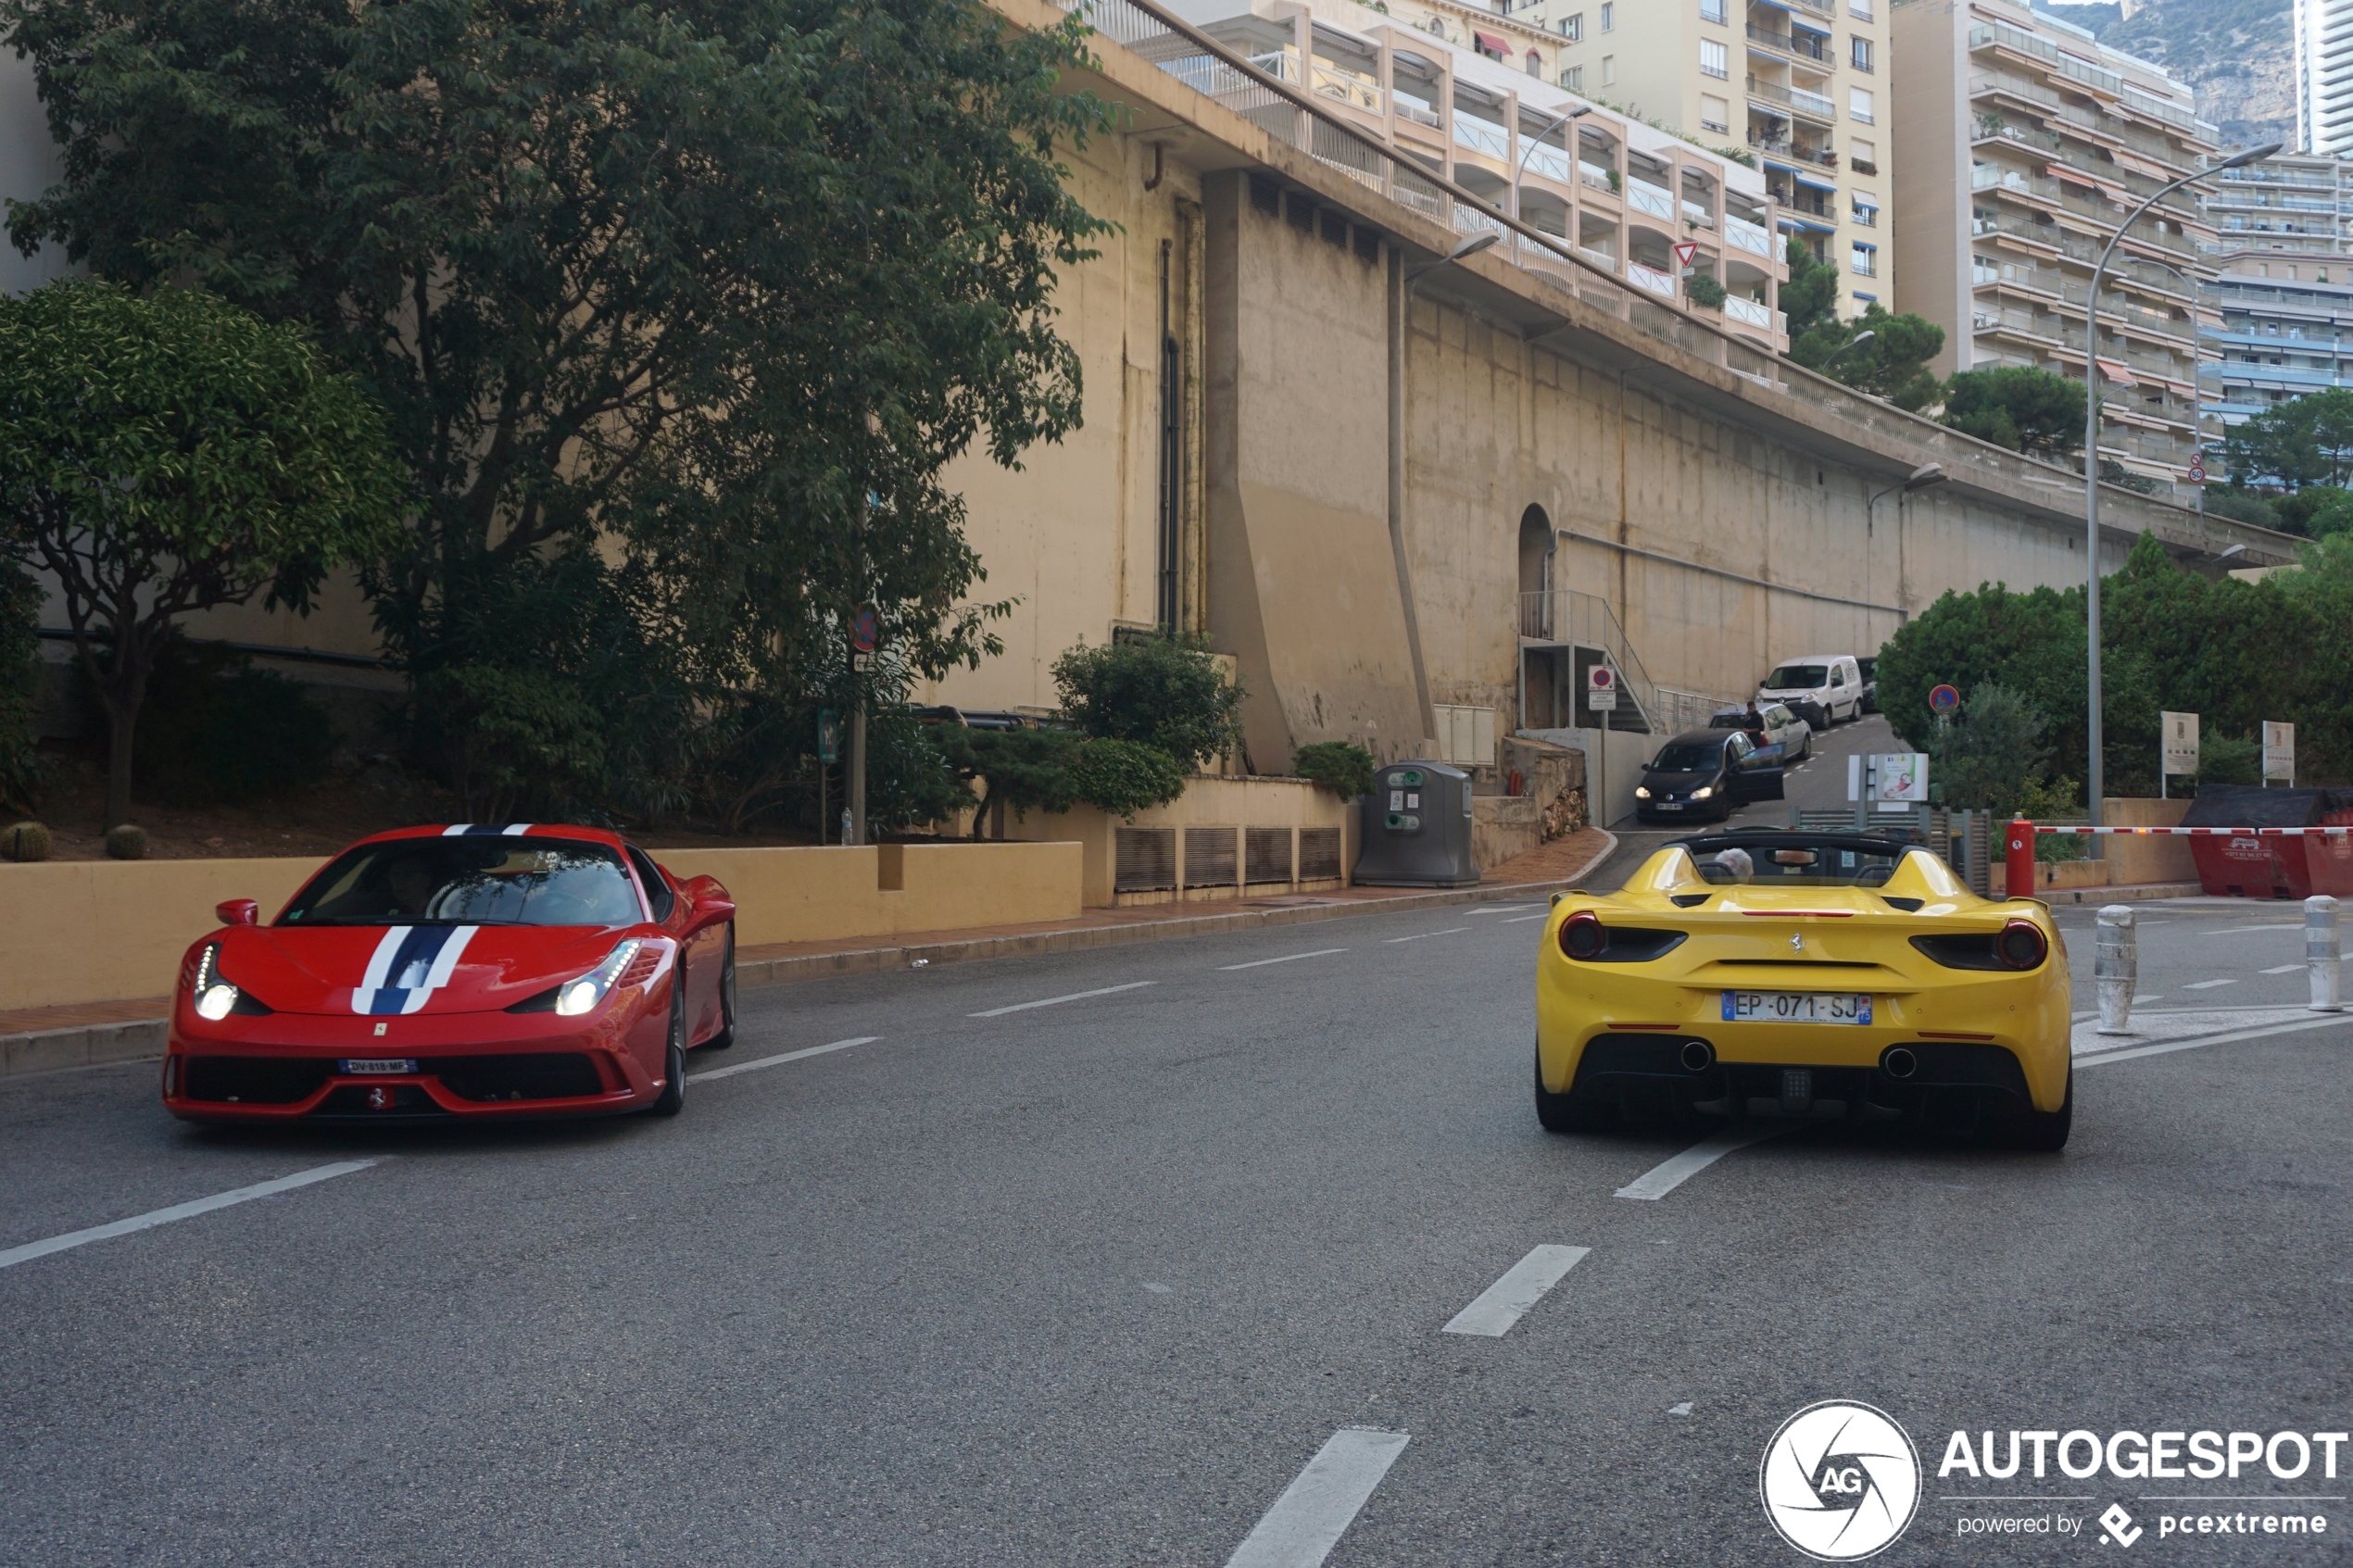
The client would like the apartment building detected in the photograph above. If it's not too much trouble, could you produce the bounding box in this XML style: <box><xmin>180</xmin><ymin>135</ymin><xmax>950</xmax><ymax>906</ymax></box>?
<box><xmin>1169</xmin><ymin>0</ymin><xmax>1790</xmax><ymax>345</ymax></box>
<box><xmin>1506</xmin><ymin>0</ymin><xmax>1893</xmax><ymax>316</ymax></box>
<box><xmin>1891</xmin><ymin>0</ymin><xmax>2217</xmax><ymax>490</ymax></box>
<box><xmin>2296</xmin><ymin>0</ymin><xmax>2353</xmax><ymax>157</ymax></box>
<box><xmin>2196</xmin><ymin>154</ymin><xmax>2353</xmax><ymax>439</ymax></box>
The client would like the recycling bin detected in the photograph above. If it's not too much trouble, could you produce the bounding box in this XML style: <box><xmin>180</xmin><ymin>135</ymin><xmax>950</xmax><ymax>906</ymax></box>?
<box><xmin>1354</xmin><ymin>759</ymin><xmax>1479</xmax><ymax>887</ymax></box>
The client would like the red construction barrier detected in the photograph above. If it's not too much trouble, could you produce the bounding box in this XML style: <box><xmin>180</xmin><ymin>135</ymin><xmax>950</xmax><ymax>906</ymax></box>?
<box><xmin>2009</xmin><ymin>822</ymin><xmax>2353</xmax><ymax>899</ymax></box>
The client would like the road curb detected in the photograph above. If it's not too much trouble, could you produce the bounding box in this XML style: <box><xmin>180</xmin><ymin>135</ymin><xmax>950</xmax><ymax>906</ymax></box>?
<box><xmin>2032</xmin><ymin>881</ymin><xmax>2204</xmax><ymax>907</ymax></box>
<box><xmin>0</xmin><ymin>834</ymin><xmax>1621</xmax><ymax>1080</ymax></box>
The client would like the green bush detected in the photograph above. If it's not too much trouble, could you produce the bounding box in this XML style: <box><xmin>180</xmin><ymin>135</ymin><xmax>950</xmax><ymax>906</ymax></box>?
<box><xmin>1052</xmin><ymin>633</ymin><xmax>1244</xmax><ymax>769</ymax></box>
<box><xmin>132</xmin><ymin>640</ymin><xmax>335</xmax><ymax>806</ymax></box>
<box><xmin>0</xmin><ymin>568</ymin><xmax>40</xmax><ymax>812</ymax></box>
<box><xmin>1685</xmin><ymin>274</ymin><xmax>1727</xmax><ymax>310</ymax></box>
<box><xmin>1925</xmin><ymin>683</ymin><xmax>2052</xmax><ymax>813</ymax></box>
<box><xmin>2201</xmin><ymin>487</ymin><xmax>2283</xmax><ymax>532</ymax></box>
<box><xmin>2197</xmin><ymin>732</ymin><xmax>2262</xmax><ymax>787</ymax></box>
<box><xmin>1069</xmin><ymin>738</ymin><xmax>1186</xmax><ymax>818</ymax></box>
<box><xmin>862</xmin><ymin>709</ymin><xmax>973</xmax><ymax>833</ymax></box>
<box><xmin>1292</xmin><ymin>740</ymin><xmax>1376</xmax><ymax>799</ymax></box>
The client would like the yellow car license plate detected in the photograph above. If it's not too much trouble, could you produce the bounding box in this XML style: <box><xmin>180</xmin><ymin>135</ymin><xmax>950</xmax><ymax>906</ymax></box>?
<box><xmin>1721</xmin><ymin>991</ymin><xmax>1873</xmax><ymax>1024</ymax></box>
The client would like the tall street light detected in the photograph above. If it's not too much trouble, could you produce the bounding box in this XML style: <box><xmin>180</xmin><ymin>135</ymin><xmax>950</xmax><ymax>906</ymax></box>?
<box><xmin>2082</xmin><ymin>141</ymin><xmax>2279</xmax><ymax>837</ymax></box>
<box><xmin>1864</xmin><ymin>463</ymin><xmax>1947</xmax><ymax>646</ymax></box>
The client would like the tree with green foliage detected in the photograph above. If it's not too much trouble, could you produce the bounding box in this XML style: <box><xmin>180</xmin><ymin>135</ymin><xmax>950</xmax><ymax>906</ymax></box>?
<box><xmin>0</xmin><ymin>281</ymin><xmax>404</xmax><ymax>829</ymax></box>
<box><xmin>1067</xmin><ymin>737</ymin><xmax>1188</xmax><ymax>819</ymax></box>
<box><xmin>1925</xmin><ymin>682</ymin><xmax>2054</xmax><ymax>812</ymax></box>
<box><xmin>937</xmin><ymin>726</ymin><xmax>1081</xmax><ymax>834</ymax></box>
<box><xmin>1780</xmin><ymin>240</ymin><xmax>1944</xmax><ymax>410</ymax></box>
<box><xmin>1051</xmin><ymin>634</ymin><xmax>1246</xmax><ymax>770</ymax></box>
<box><xmin>1940</xmin><ymin>365</ymin><xmax>2084</xmax><ymax>458</ymax></box>
<box><xmin>2221</xmin><ymin>386</ymin><xmax>2353</xmax><ymax>489</ymax></box>
<box><xmin>2200</xmin><ymin>486</ymin><xmax>2284</xmax><ymax>532</ymax></box>
<box><xmin>4</xmin><ymin>0</ymin><xmax>1114</xmax><ymax>817</ymax></box>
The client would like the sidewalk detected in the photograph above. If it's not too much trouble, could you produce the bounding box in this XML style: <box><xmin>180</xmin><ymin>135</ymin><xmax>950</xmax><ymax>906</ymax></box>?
<box><xmin>0</xmin><ymin>828</ymin><xmax>1620</xmax><ymax>1079</ymax></box>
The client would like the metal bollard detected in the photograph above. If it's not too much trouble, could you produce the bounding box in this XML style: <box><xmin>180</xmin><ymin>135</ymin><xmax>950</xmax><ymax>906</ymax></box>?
<box><xmin>2095</xmin><ymin>904</ymin><xmax>2136</xmax><ymax>1036</ymax></box>
<box><xmin>2309</xmin><ymin>895</ymin><xmax>2343</xmax><ymax>1013</ymax></box>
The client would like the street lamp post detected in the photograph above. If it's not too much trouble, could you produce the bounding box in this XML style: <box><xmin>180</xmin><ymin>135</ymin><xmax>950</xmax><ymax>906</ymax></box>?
<box><xmin>2082</xmin><ymin>142</ymin><xmax>2279</xmax><ymax>838</ymax></box>
<box><xmin>1863</xmin><ymin>463</ymin><xmax>1947</xmax><ymax>644</ymax></box>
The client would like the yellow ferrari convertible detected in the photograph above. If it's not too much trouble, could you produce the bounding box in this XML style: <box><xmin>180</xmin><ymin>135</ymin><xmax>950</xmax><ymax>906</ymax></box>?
<box><xmin>1535</xmin><ymin>833</ymin><xmax>2071</xmax><ymax>1148</ymax></box>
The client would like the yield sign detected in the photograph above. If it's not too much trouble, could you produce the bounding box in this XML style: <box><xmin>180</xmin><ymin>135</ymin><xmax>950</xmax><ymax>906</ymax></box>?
<box><xmin>1671</xmin><ymin>241</ymin><xmax>1699</xmax><ymax>269</ymax></box>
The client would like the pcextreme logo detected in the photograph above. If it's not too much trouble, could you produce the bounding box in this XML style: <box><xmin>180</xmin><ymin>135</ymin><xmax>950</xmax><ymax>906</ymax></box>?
<box><xmin>1760</xmin><ymin>1400</ymin><xmax>1924</xmax><ymax>1561</ymax></box>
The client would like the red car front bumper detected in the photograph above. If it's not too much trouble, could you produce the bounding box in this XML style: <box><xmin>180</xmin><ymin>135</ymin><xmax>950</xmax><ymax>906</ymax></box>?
<box><xmin>163</xmin><ymin>1004</ymin><xmax>661</xmax><ymax>1123</ymax></box>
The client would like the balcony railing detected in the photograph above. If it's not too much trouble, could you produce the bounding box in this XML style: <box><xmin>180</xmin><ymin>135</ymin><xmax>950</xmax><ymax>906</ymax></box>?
<box><xmin>1745</xmin><ymin>23</ymin><xmax>1831</xmax><ymax>62</ymax></box>
<box><xmin>1627</xmin><ymin>261</ymin><xmax>1679</xmax><ymax>298</ymax></box>
<box><xmin>1579</xmin><ymin>161</ymin><xmax>1617</xmax><ymax>193</ymax></box>
<box><xmin>1626</xmin><ymin>176</ymin><xmax>1677</xmax><ymax>221</ymax></box>
<box><xmin>1312</xmin><ymin>63</ymin><xmax>1380</xmax><ymax>114</ymax></box>
<box><xmin>1723</xmin><ymin>295</ymin><xmax>1776</xmax><ymax>330</ymax></box>
<box><xmin>1726</xmin><ymin>215</ymin><xmax>1774</xmax><ymax>257</ymax></box>
<box><xmin>1748</xmin><ymin>76</ymin><xmax>1836</xmax><ymax>121</ymax></box>
<box><xmin>1524</xmin><ymin>144</ymin><xmax>1574</xmax><ymax>185</ymax></box>
<box><xmin>1453</xmin><ymin>116</ymin><xmax>1510</xmax><ymax>160</ymax></box>
<box><xmin>1753</xmin><ymin>139</ymin><xmax>1838</xmax><ymax>169</ymax></box>
<box><xmin>1682</xmin><ymin>198</ymin><xmax>1717</xmax><ymax>228</ymax></box>
<box><xmin>1394</xmin><ymin>92</ymin><xmax>1441</xmax><ymax>129</ymax></box>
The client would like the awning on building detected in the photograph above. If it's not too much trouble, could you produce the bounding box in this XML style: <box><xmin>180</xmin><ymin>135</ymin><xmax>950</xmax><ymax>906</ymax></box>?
<box><xmin>2095</xmin><ymin>357</ymin><xmax>2139</xmax><ymax>387</ymax></box>
<box><xmin>1474</xmin><ymin>30</ymin><xmax>1509</xmax><ymax>56</ymax></box>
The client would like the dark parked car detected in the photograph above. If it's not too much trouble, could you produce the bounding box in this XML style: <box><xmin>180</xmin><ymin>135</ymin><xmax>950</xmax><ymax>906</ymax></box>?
<box><xmin>1633</xmin><ymin>729</ymin><xmax>1788</xmax><ymax>823</ymax></box>
<box><xmin>1856</xmin><ymin>657</ymin><xmax>1880</xmax><ymax>714</ymax></box>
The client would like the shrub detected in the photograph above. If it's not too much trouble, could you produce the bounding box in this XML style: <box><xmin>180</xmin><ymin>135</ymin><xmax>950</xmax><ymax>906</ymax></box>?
<box><xmin>133</xmin><ymin>640</ymin><xmax>335</xmax><ymax>806</ymax></box>
<box><xmin>862</xmin><ymin>709</ymin><xmax>972</xmax><ymax>833</ymax></box>
<box><xmin>1051</xmin><ymin>634</ymin><xmax>1244</xmax><ymax>769</ymax></box>
<box><xmin>1685</xmin><ymin>274</ymin><xmax>1727</xmax><ymax>310</ymax></box>
<box><xmin>1293</xmin><ymin>741</ymin><xmax>1377</xmax><ymax>799</ymax></box>
<box><xmin>1069</xmin><ymin>738</ymin><xmax>1186</xmax><ymax>818</ymax></box>
<box><xmin>2197</xmin><ymin>732</ymin><xmax>2263</xmax><ymax>787</ymax></box>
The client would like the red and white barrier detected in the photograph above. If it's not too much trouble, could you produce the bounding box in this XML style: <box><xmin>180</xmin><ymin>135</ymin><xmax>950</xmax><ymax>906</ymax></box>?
<box><xmin>2004</xmin><ymin>819</ymin><xmax>2353</xmax><ymax>900</ymax></box>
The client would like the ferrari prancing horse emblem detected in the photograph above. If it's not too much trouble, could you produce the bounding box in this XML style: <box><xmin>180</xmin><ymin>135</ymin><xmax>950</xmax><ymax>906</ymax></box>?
<box><xmin>1790</xmin><ymin>933</ymin><xmax>1804</xmax><ymax>951</ymax></box>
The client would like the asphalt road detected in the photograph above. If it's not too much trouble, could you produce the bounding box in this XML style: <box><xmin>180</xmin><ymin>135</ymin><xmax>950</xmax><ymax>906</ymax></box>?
<box><xmin>2</xmin><ymin>885</ymin><xmax>2347</xmax><ymax>1566</ymax></box>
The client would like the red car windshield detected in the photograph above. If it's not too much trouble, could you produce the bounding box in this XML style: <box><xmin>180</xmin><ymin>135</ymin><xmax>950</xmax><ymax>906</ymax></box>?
<box><xmin>278</xmin><ymin>838</ymin><xmax>644</xmax><ymax>927</ymax></box>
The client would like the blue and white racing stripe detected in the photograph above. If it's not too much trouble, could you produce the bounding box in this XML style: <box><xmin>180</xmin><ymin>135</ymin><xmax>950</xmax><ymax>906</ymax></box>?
<box><xmin>443</xmin><ymin>823</ymin><xmax>534</xmax><ymax>836</ymax></box>
<box><xmin>351</xmin><ymin>924</ymin><xmax>482</xmax><ymax>1015</ymax></box>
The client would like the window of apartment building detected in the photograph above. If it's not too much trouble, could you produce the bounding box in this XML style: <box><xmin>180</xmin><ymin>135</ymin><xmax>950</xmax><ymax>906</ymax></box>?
<box><xmin>1850</xmin><ymin>36</ymin><xmax>1873</xmax><ymax>70</ymax></box>
<box><xmin>1700</xmin><ymin>0</ymin><xmax>1727</xmax><ymax>22</ymax></box>
<box><xmin>1700</xmin><ymin>39</ymin><xmax>1729</xmax><ymax>78</ymax></box>
<box><xmin>1602</xmin><ymin>54</ymin><xmax>1616</xmax><ymax>83</ymax></box>
<box><xmin>1562</xmin><ymin>64</ymin><xmax>1584</xmax><ymax>89</ymax></box>
<box><xmin>1852</xmin><ymin>242</ymin><xmax>1878</xmax><ymax>276</ymax></box>
<box><xmin>1700</xmin><ymin>94</ymin><xmax>1730</xmax><ymax>133</ymax></box>
<box><xmin>1601</xmin><ymin>3</ymin><xmax>1614</xmax><ymax>31</ymax></box>
<box><xmin>1852</xmin><ymin>193</ymin><xmax>1880</xmax><ymax>227</ymax></box>
<box><xmin>1849</xmin><ymin>87</ymin><xmax>1875</xmax><ymax>124</ymax></box>
<box><xmin>1850</xmin><ymin>137</ymin><xmax>1877</xmax><ymax>175</ymax></box>
<box><xmin>1528</xmin><ymin>49</ymin><xmax>1544</xmax><ymax>75</ymax></box>
<box><xmin>1848</xmin><ymin>0</ymin><xmax>1871</xmax><ymax>18</ymax></box>
<box><xmin>1560</xmin><ymin>13</ymin><xmax>1582</xmax><ymax>40</ymax></box>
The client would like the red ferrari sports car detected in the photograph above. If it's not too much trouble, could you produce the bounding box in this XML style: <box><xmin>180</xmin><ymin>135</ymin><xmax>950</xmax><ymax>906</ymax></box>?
<box><xmin>163</xmin><ymin>824</ymin><xmax>737</xmax><ymax>1123</ymax></box>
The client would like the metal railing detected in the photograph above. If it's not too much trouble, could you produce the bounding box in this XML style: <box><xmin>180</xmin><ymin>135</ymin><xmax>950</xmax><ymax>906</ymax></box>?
<box><xmin>1518</xmin><ymin>590</ymin><xmax>1668</xmax><ymax>730</ymax></box>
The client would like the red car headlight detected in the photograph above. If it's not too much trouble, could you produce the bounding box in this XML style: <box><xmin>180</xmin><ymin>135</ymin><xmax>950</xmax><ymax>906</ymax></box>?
<box><xmin>554</xmin><ymin>939</ymin><xmax>646</xmax><ymax>1017</ymax></box>
<box><xmin>1559</xmin><ymin>910</ymin><xmax>1607</xmax><ymax>960</ymax></box>
<box><xmin>186</xmin><ymin>942</ymin><xmax>245</xmax><ymax>1020</ymax></box>
<box><xmin>1995</xmin><ymin>919</ymin><xmax>2048</xmax><ymax>971</ymax></box>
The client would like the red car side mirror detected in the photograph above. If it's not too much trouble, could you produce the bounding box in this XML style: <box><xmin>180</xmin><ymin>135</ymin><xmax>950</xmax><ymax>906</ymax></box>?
<box><xmin>679</xmin><ymin>875</ymin><xmax>735</xmax><ymax>935</ymax></box>
<box><xmin>216</xmin><ymin>898</ymin><xmax>259</xmax><ymax>928</ymax></box>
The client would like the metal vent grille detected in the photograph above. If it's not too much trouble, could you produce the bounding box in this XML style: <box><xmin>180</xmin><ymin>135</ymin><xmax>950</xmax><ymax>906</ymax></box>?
<box><xmin>1185</xmin><ymin>826</ymin><xmax>1238</xmax><ymax>888</ymax></box>
<box><xmin>1286</xmin><ymin>194</ymin><xmax>1315</xmax><ymax>232</ymax></box>
<box><xmin>1353</xmin><ymin>228</ymin><xmax>1380</xmax><ymax>264</ymax></box>
<box><xmin>1300</xmin><ymin>827</ymin><xmax>1343</xmax><ymax>881</ymax></box>
<box><xmin>1114</xmin><ymin>827</ymin><xmax>1176</xmax><ymax>893</ymax></box>
<box><xmin>1320</xmin><ymin>211</ymin><xmax>1347</xmax><ymax>246</ymax></box>
<box><xmin>1249</xmin><ymin>175</ymin><xmax>1280</xmax><ymax>216</ymax></box>
<box><xmin>1244</xmin><ymin>827</ymin><xmax>1292</xmax><ymax>884</ymax></box>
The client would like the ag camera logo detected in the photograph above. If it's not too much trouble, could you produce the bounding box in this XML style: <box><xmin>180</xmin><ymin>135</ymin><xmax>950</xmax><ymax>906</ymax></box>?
<box><xmin>1760</xmin><ymin>1400</ymin><xmax>1923</xmax><ymax>1561</ymax></box>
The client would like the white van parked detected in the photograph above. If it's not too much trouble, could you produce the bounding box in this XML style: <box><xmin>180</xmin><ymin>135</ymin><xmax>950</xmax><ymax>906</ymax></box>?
<box><xmin>1756</xmin><ymin>654</ymin><xmax>1863</xmax><ymax>730</ymax></box>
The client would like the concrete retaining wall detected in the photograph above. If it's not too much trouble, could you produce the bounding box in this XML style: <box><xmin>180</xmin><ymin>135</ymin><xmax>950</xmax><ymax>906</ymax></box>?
<box><xmin>0</xmin><ymin>841</ymin><xmax>1085</xmax><ymax>1012</ymax></box>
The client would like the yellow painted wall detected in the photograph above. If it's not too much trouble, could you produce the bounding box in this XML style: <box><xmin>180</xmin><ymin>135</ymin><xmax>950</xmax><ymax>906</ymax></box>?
<box><xmin>0</xmin><ymin>842</ymin><xmax>1084</xmax><ymax>1011</ymax></box>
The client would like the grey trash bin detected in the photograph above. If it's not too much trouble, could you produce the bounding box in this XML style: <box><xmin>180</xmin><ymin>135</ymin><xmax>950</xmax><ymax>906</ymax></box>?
<box><xmin>1354</xmin><ymin>759</ymin><xmax>1479</xmax><ymax>887</ymax></box>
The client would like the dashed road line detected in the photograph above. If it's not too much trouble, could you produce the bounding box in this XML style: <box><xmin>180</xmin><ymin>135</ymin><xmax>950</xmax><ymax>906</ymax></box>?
<box><xmin>2183</xmin><ymin>979</ymin><xmax>2237</xmax><ymax>991</ymax></box>
<box><xmin>1442</xmin><ymin>1244</ymin><xmax>1590</xmax><ymax>1336</ymax></box>
<box><xmin>1467</xmin><ymin>905</ymin><xmax>1541</xmax><ymax>916</ymax></box>
<box><xmin>2262</xmin><ymin>964</ymin><xmax>2305</xmax><ymax>976</ymax></box>
<box><xmin>1615</xmin><ymin>1126</ymin><xmax>1786</xmax><ymax>1200</ymax></box>
<box><xmin>2198</xmin><ymin>923</ymin><xmax>2304</xmax><ymax>936</ymax></box>
<box><xmin>1225</xmin><ymin>1427</ymin><xmax>1411</xmax><ymax>1568</ymax></box>
<box><xmin>1219</xmin><ymin>948</ymin><xmax>1348</xmax><ymax>972</ymax></box>
<box><xmin>1497</xmin><ymin>912</ymin><xmax>1552</xmax><ymax>924</ymax></box>
<box><xmin>692</xmin><ymin>1036</ymin><xmax>877</xmax><ymax>1083</ymax></box>
<box><xmin>1384</xmin><ymin>928</ymin><xmax>1469</xmax><ymax>944</ymax></box>
<box><xmin>969</xmin><ymin>982</ymin><xmax>1157</xmax><ymax>1018</ymax></box>
<box><xmin>0</xmin><ymin>1160</ymin><xmax>379</xmax><ymax>1272</ymax></box>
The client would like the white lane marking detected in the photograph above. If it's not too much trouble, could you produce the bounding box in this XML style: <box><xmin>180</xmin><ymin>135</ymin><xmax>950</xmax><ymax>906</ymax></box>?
<box><xmin>1497</xmin><ymin>912</ymin><xmax>1552</xmax><ymax>923</ymax></box>
<box><xmin>1615</xmin><ymin>1126</ymin><xmax>1786</xmax><ymax>1200</ymax></box>
<box><xmin>1669</xmin><ymin>1402</ymin><xmax>1693</xmax><ymax>1416</ymax></box>
<box><xmin>0</xmin><ymin>1160</ymin><xmax>378</xmax><ymax>1272</ymax></box>
<box><xmin>1467</xmin><ymin>905</ymin><xmax>1541</xmax><ymax>915</ymax></box>
<box><xmin>1441</xmin><ymin>1244</ymin><xmax>1591</xmax><ymax>1336</ymax></box>
<box><xmin>2197</xmin><ymin>923</ymin><xmax>2304</xmax><ymax>935</ymax></box>
<box><xmin>1219</xmin><ymin>948</ymin><xmax>1348</xmax><ymax>972</ymax></box>
<box><xmin>2070</xmin><ymin>1006</ymin><xmax>2316</xmax><ymax>1055</ymax></box>
<box><xmin>2183</xmin><ymin>978</ymin><xmax>2237</xmax><ymax>991</ymax></box>
<box><xmin>1225</xmin><ymin>1427</ymin><xmax>1411</xmax><ymax>1568</ymax></box>
<box><xmin>691</xmin><ymin>1036</ymin><xmax>878</xmax><ymax>1083</ymax></box>
<box><xmin>969</xmin><ymin>981</ymin><xmax>1157</xmax><ymax>1018</ymax></box>
<box><xmin>1384</xmin><ymin>927</ymin><xmax>1470</xmax><ymax>944</ymax></box>
<box><xmin>2075</xmin><ymin>1013</ymin><xmax>2350</xmax><ymax>1070</ymax></box>
<box><xmin>2262</xmin><ymin>964</ymin><xmax>2305</xmax><ymax>976</ymax></box>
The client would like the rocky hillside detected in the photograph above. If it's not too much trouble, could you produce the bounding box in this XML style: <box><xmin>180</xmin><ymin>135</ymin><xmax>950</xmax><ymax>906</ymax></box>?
<box><xmin>2033</xmin><ymin>0</ymin><xmax>2294</xmax><ymax>153</ymax></box>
